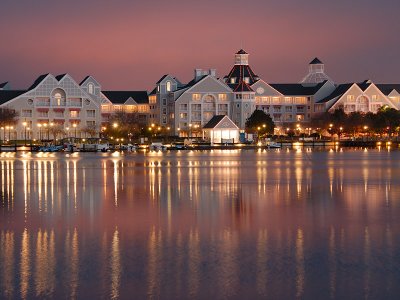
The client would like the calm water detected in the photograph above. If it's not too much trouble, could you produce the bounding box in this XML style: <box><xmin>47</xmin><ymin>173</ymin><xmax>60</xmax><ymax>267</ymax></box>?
<box><xmin>1</xmin><ymin>149</ymin><xmax>400</xmax><ymax>299</ymax></box>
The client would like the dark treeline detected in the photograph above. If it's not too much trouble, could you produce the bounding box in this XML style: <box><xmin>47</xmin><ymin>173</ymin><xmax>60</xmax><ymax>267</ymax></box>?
<box><xmin>311</xmin><ymin>107</ymin><xmax>400</xmax><ymax>137</ymax></box>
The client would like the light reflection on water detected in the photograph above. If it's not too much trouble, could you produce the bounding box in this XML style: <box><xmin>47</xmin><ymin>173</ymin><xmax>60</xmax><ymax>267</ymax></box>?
<box><xmin>0</xmin><ymin>149</ymin><xmax>400</xmax><ymax>299</ymax></box>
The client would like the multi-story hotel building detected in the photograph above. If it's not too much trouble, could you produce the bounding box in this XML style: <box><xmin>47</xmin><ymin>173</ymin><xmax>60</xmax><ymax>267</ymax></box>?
<box><xmin>0</xmin><ymin>74</ymin><xmax>148</xmax><ymax>140</ymax></box>
<box><xmin>149</xmin><ymin>50</ymin><xmax>400</xmax><ymax>136</ymax></box>
<box><xmin>2</xmin><ymin>49</ymin><xmax>400</xmax><ymax>140</ymax></box>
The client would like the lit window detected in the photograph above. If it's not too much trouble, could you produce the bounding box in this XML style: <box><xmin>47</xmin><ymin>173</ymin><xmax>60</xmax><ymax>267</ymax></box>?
<box><xmin>54</xmin><ymin>93</ymin><xmax>63</xmax><ymax>106</ymax></box>
<box><xmin>192</xmin><ymin>94</ymin><xmax>201</xmax><ymax>101</ymax></box>
<box><xmin>166</xmin><ymin>81</ymin><xmax>171</xmax><ymax>92</ymax></box>
<box><xmin>244</xmin><ymin>77</ymin><xmax>249</xmax><ymax>83</ymax></box>
<box><xmin>230</xmin><ymin>78</ymin><xmax>236</xmax><ymax>84</ymax></box>
<box><xmin>70</xmin><ymin>111</ymin><xmax>79</xmax><ymax>118</ymax></box>
<box><xmin>88</xmin><ymin>84</ymin><xmax>94</xmax><ymax>94</ymax></box>
<box><xmin>218</xmin><ymin>94</ymin><xmax>227</xmax><ymax>101</ymax></box>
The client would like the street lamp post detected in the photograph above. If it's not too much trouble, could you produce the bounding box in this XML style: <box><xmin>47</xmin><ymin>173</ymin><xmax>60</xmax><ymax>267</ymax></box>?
<box><xmin>9</xmin><ymin>126</ymin><xmax>13</xmax><ymax>141</ymax></box>
<box><xmin>50</xmin><ymin>122</ymin><xmax>54</xmax><ymax>141</ymax></box>
<box><xmin>329</xmin><ymin>123</ymin><xmax>334</xmax><ymax>141</ymax></box>
<box><xmin>38</xmin><ymin>124</ymin><xmax>42</xmax><ymax>141</ymax></box>
<box><xmin>363</xmin><ymin>125</ymin><xmax>368</xmax><ymax>141</ymax></box>
<box><xmin>5</xmin><ymin>126</ymin><xmax>9</xmax><ymax>142</ymax></box>
<box><xmin>166</xmin><ymin>127</ymin><xmax>170</xmax><ymax>143</ymax></box>
<box><xmin>27</xmin><ymin>127</ymin><xmax>31</xmax><ymax>143</ymax></box>
<box><xmin>189</xmin><ymin>123</ymin><xmax>193</xmax><ymax>138</ymax></box>
<box><xmin>43</xmin><ymin>123</ymin><xmax>48</xmax><ymax>140</ymax></box>
<box><xmin>22</xmin><ymin>122</ymin><xmax>27</xmax><ymax>145</ymax></box>
<box><xmin>73</xmin><ymin>123</ymin><xmax>77</xmax><ymax>139</ymax></box>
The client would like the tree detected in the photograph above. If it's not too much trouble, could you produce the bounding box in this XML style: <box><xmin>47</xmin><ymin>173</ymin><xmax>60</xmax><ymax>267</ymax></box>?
<box><xmin>375</xmin><ymin>106</ymin><xmax>400</xmax><ymax>136</ymax></box>
<box><xmin>105</xmin><ymin>112</ymin><xmax>144</xmax><ymax>140</ymax></box>
<box><xmin>0</xmin><ymin>107</ymin><xmax>18</xmax><ymax>127</ymax></box>
<box><xmin>245</xmin><ymin>110</ymin><xmax>275</xmax><ymax>135</ymax></box>
<box><xmin>81</xmin><ymin>125</ymin><xmax>98</xmax><ymax>138</ymax></box>
<box><xmin>49</xmin><ymin>125</ymin><xmax>65</xmax><ymax>141</ymax></box>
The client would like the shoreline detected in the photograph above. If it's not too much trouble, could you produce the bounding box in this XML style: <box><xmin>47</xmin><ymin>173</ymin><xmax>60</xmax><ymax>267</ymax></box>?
<box><xmin>0</xmin><ymin>140</ymin><xmax>397</xmax><ymax>152</ymax></box>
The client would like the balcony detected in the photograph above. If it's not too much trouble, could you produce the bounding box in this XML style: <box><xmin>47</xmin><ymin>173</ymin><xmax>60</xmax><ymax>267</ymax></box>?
<box><xmin>68</xmin><ymin>100</ymin><xmax>83</xmax><ymax>108</ymax></box>
<box><xmin>35</xmin><ymin>101</ymin><xmax>50</xmax><ymax>107</ymax></box>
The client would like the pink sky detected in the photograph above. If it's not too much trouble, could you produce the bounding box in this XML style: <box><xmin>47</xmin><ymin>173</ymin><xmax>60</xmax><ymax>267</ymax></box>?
<box><xmin>1</xmin><ymin>0</ymin><xmax>399</xmax><ymax>90</ymax></box>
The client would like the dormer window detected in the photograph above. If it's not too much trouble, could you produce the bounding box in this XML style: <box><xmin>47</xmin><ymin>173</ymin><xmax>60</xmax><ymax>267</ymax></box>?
<box><xmin>166</xmin><ymin>81</ymin><xmax>172</xmax><ymax>92</ymax></box>
<box><xmin>230</xmin><ymin>78</ymin><xmax>236</xmax><ymax>84</ymax></box>
<box><xmin>88</xmin><ymin>83</ymin><xmax>94</xmax><ymax>94</ymax></box>
<box><xmin>244</xmin><ymin>77</ymin><xmax>250</xmax><ymax>84</ymax></box>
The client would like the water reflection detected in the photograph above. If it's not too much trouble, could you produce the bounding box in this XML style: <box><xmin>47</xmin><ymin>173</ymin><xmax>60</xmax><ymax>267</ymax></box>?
<box><xmin>110</xmin><ymin>228</ymin><xmax>121</xmax><ymax>299</ymax></box>
<box><xmin>1</xmin><ymin>230</ymin><xmax>15</xmax><ymax>298</ymax></box>
<box><xmin>0</xmin><ymin>150</ymin><xmax>400</xmax><ymax>298</ymax></box>
<box><xmin>35</xmin><ymin>230</ymin><xmax>56</xmax><ymax>297</ymax></box>
<box><xmin>20</xmin><ymin>229</ymin><xmax>30</xmax><ymax>299</ymax></box>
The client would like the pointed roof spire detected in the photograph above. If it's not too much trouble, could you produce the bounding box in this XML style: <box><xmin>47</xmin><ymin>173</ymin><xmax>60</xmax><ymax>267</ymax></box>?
<box><xmin>236</xmin><ymin>49</ymin><xmax>248</xmax><ymax>54</ymax></box>
<box><xmin>309</xmin><ymin>57</ymin><xmax>323</xmax><ymax>65</ymax></box>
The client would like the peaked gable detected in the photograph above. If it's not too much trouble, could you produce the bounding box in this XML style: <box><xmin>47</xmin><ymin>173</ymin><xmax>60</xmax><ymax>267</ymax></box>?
<box><xmin>251</xmin><ymin>79</ymin><xmax>283</xmax><ymax>96</ymax></box>
<box><xmin>203</xmin><ymin>115</ymin><xmax>239</xmax><ymax>129</ymax></box>
<box><xmin>124</xmin><ymin>97</ymin><xmax>138</xmax><ymax>105</ymax></box>
<box><xmin>80</xmin><ymin>75</ymin><xmax>101</xmax><ymax>87</ymax></box>
<box><xmin>183</xmin><ymin>75</ymin><xmax>232</xmax><ymax>94</ymax></box>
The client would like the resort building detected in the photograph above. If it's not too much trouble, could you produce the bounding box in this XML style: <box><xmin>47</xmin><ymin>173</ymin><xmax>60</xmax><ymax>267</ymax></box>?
<box><xmin>0</xmin><ymin>74</ymin><xmax>149</xmax><ymax>140</ymax></box>
<box><xmin>2</xmin><ymin>49</ymin><xmax>400</xmax><ymax>140</ymax></box>
<box><xmin>151</xmin><ymin>51</ymin><xmax>337</xmax><ymax>136</ymax></box>
<box><xmin>315</xmin><ymin>80</ymin><xmax>400</xmax><ymax>114</ymax></box>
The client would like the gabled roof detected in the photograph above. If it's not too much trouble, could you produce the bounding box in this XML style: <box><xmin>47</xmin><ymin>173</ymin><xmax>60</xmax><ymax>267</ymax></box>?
<box><xmin>102</xmin><ymin>91</ymin><xmax>149</xmax><ymax>104</ymax></box>
<box><xmin>376</xmin><ymin>84</ymin><xmax>400</xmax><ymax>95</ymax></box>
<box><xmin>270</xmin><ymin>81</ymin><xmax>326</xmax><ymax>96</ymax></box>
<box><xmin>0</xmin><ymin>90</ymin><xmax>27</xmax><ymax>105</ymax></box>
<box><xmin>156</xmin><ymin>74</ymin><xmax>168</xmax><ymax>84</ymax></box>
<box><xmin>28</xmin><ymin>74</ymin><xmax>50</xmax><ymax>90</ymax></box>
<box><xmin>236</xmin><ymin>49</ymin><xmax>248</xmax><ymax>54</ymax></box>
<box><xmin>317</xmin><ymin>83</ymin><xmax>353</xmax><ymax>103</ymax></box>
<box><xmin>0</xmin><ymin>82</ymin><xmax>8</xmax><ymax>89</ymax></box>
<box><xmin>203</xmin><ymin>115</ymin><xmax>225</xmax><ymax>128</ymax></box>
<box><xmin>149</xmin><ymin>87</ymin><xmax>157</xmax><ymax>95</ymax></box>
<box><xmin>79</xmin><ymin>75</ymin><xmax>91</xmax><ymax>85</ymax></box>
<box><xmin>176</xmin><ymin>75</ymin><xmax>208</xmax><ymax>91</ymax></box>
<box><xmin>310</xmin><ymin>57</ymin><xmax>323</xmax><ymax>65</ymax></box>
<box><xmin>55</xmin><ymin>74</ymin><xmax>67</xmax><ymax>81</ymax></box>
<box><xmin>203</xmin><ymin>115</ymin><xmax>239</xmax><ymax>129</ymax></box>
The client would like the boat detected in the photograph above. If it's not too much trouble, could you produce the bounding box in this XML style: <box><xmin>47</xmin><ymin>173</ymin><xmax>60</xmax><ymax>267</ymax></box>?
<box><xmin>38</xmin><ymin>145</ymin><xmax>64</xmax><ymax>152</ymax></box>
<box><xmin>150</xmin><ymin>142</ymin><xmax>167</xmax><ymax>151</ymax></box>
<box><xmin>266</xmin><ymin>141</ymin><xmax>281</xmax><ymax>149</ymax></box>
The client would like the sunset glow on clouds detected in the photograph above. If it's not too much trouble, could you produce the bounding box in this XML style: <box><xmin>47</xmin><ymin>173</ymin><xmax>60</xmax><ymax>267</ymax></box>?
<box><xmin>1</xmin><ymin>0</ymin><xmax>400</xmax><ymax>89</ymax></box>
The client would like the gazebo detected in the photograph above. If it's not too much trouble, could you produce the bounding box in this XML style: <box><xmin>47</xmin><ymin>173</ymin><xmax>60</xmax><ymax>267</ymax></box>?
<box><xmin>202</xmin><ymin>115</ymin><xmax>239</xmax><ymax>144</ymax></box>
